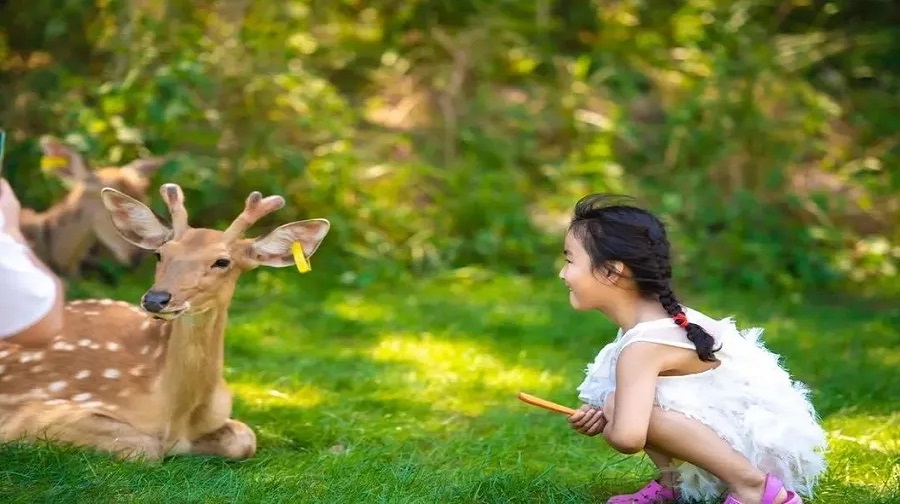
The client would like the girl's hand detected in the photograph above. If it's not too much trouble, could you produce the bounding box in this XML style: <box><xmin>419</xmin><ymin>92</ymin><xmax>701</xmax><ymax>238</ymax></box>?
<box><xmin>567</xmin><ymin>404</ymin><xmax>608</xmax><ymax>436</ymax></box>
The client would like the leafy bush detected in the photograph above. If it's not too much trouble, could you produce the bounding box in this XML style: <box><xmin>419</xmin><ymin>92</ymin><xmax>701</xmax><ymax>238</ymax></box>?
<box><xmin>1</xmin><ymin>0</ymin><xmax>897</xmax><ymax>296</ymax></box>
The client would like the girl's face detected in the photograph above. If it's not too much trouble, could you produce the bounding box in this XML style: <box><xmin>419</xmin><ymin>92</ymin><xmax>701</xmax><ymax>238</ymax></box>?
<box><xmin>558</xmin><ymin>231</ymin><xmax>619</xmax><ymax>311</ymax></box>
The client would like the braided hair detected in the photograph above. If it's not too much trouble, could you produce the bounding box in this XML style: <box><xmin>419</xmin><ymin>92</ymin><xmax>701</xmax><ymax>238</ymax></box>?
<box><xmin>568</xmin><ymin>194</ymin><xmax>720</xmax><ymax>362</ymax></box>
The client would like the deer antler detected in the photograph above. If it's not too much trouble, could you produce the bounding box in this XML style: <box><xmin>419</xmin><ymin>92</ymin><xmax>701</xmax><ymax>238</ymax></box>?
<box><xmin>160</xmin><ymin>183</ymin><xmax>190</xmax><ymax>239</ymax></box>
<box><xmin>223</xmin><ymin>191</ymin><xmax>285</xmax><ymax>241</ymax></box>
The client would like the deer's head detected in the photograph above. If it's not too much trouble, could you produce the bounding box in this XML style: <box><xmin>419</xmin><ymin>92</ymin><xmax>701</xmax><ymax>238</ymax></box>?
<box><xmin>99</xmin><ymin>183</ymin><xmax>330</xmax><ymax>319</ymax></box>
<box><xmin>39</xmin><ymin>135</ymin><xmax>166</xmax><ymax>266</ymax></box>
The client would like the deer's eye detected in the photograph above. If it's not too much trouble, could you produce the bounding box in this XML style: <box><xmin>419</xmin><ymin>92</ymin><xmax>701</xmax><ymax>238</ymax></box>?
<box><xmin>212</xmin><ymin>258</ymin><xmax>231</xmax><ymax>269</ymax></box>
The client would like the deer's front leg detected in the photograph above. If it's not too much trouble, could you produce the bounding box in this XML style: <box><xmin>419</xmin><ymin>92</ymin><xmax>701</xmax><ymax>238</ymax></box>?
<box><xmin>185</xmin><ymin>384</ymin><xmax>256</xmax><ymax>459</ymax></box>
<box><xmin>190</xmin><ymin>418</ymin><xmax>257</xmax><ymax>459</ymax></box>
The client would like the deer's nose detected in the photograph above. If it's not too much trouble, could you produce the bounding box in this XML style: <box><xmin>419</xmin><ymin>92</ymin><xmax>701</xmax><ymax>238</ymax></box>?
<box><xmin>142</xmin><ymin>290</ymin><xmax>172</xmax><ymax>313</ymax></box>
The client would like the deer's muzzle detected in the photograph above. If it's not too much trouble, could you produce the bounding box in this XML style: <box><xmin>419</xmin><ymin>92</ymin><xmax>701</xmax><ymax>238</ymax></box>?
<box><xmin>141</xmin><ymin>289</ymin><xmax>172</xmax><ymax>313</ymax></box>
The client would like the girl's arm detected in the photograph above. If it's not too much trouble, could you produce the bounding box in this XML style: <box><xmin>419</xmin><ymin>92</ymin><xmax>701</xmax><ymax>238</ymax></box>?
<box><xmin>0</xmin><ymin>179</ymin><xmax>65</xmax><ymax>346</ymax></box>
<box><xmin>601</xmin><ymin>342</ymin><xmax>669</xmax><ymax>454</ymax></box>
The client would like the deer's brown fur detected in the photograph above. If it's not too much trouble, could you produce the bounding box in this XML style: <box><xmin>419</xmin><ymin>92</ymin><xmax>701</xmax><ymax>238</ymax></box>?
<box><xmin>0</xmin><ymin>182</ymin><xmax>331</xmax><ymax>461</ymax></box>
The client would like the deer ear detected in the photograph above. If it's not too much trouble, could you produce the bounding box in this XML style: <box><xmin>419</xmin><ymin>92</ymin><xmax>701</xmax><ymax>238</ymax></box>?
<box><xmin>124</xmin><ymin>157</ymin><xmax>167</xmax><ymax>177</ymax></box>
<box><xmin>100</xmin><ymin>188</ymin><xmax>173</xmax><ymax>249</ymax></box>
<box><xmin>248</xmin><ymin>219</ymin><xmax>330</xmax><ymax>267</ymax></box>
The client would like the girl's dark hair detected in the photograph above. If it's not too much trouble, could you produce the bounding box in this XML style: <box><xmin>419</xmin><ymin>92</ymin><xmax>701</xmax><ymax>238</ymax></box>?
<box><xmin>568</xmin><ymin>194</ymin><xmax>720</xmax><ymax>362</ymax></box>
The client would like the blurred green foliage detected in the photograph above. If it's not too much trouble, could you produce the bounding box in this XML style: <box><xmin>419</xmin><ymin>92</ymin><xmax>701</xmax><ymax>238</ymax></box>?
<box><xmin>1</xmin><ymin>0</ymin><xmax>898</xmax><ymax>296</ymax></box>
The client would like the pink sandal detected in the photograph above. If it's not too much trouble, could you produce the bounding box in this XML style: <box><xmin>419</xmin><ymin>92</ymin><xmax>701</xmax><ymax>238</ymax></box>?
<box><xmin>723</xmin><ymin>473</ymin><xmax>802</xmax><ymax>504</ymax></box>
<box><xmin>606</xmin><ymin>480</ymin><xmax>679</xmax><ymax>503</ymax></box>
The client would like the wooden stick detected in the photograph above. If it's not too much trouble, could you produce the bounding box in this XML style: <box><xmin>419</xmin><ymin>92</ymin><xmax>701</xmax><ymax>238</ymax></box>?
<box><xmin>517</xmin><ymin>392</ymin><xmax>577</xmax><ymax>416</ymax></box>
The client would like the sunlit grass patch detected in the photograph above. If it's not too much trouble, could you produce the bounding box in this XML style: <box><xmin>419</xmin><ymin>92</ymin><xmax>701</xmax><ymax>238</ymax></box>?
<box><xmin>368</xmin><ymin>330</ymin><xmax>565</xmax><ymax>415</ymax></box>
<box><xmin>229</xmin><ymin>381</ymin><xmax>326</xmax><ymax>410</ymax></box>
<box><xmin>823</xmin><ymin>411</ymin><xmax>899</xmax><ymax>487</ymax></box>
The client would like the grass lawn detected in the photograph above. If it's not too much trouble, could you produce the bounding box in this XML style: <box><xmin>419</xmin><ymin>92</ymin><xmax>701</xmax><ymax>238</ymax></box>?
<box><xmin>0</xmin><ymin>263</ymin><xmax>897</xmax><ymax>503</ymax></box>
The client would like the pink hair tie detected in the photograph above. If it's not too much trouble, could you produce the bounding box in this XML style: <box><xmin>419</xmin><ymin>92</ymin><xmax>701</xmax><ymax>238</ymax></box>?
<box><xmin>673</xmin><ymin>313</ymin><xmax>689</xmax><ymax>328</ymax></box>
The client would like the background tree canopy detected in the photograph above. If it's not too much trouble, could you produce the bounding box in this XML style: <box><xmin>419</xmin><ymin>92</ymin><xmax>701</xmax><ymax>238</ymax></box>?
<box><xmin>2</xmin><ymin>0</ymin><xmax>898</xmax><ymax>297</ymax></box>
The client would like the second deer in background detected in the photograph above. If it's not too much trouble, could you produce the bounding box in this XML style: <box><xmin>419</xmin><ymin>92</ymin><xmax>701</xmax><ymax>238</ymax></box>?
<box><xmin>19</xmin><ymin>135</ymin><xmax>167</xmax><ymax>279</ymax></box>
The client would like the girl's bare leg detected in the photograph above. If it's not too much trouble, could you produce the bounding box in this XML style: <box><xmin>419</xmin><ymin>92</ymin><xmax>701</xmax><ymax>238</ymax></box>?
<box><xmin>643</xmin><ymin>446</ymin><xmax>679</xmax><ymax>488</ymax></box>
<box><xmin>644</xmin><ymin>407</ymin><xmax>788</xmax><ymax>504</ymax></box>
<box><xmin>604</xmin><ymin>394</ymin><xmax>788</xmax><ymax>504</ymax></box>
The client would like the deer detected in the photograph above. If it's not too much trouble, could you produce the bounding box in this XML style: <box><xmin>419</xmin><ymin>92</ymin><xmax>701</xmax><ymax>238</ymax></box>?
<box><xmin>18</xmin><ymin>135</ymin><xmax>166</xmax><ymax>279</ymax></box>
<box><xmin>0</xmin><ymin>182</ymin><xmax>331</xmax><ymax>461</ymax></box>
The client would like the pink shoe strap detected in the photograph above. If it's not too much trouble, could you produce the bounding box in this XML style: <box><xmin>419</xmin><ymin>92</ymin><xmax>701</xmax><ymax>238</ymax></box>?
<box><xmin>762</xmin><ymin>474</ymin><xmax>785</xmax><ymax>503</ymax></box>
<box><xmin>723</xmin><ymin>474</ymin><xmax>803</xmax><ymax>504</ymax></box>
<box><xmin>607</xmin><ymin>480</ymin><xmax>678</xmax><ymax>503</ymax></box>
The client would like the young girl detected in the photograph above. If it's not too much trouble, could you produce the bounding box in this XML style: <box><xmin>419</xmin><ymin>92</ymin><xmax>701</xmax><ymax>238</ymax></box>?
<box><xmin>559</xmin><ymin>194</ymin><xmax>828</xmax><ymax>504</ymax></box>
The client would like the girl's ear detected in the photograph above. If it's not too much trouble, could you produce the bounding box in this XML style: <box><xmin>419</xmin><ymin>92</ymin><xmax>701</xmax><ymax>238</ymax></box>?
<box><xmin>598</xmin><ymin>260</ymin><xmax>626</xmax><ymax>285</ymax></box>
<box><xmin>608</xmin><ymin>261</ymin><xmax>625</xmax><ymax>279</ymax></box>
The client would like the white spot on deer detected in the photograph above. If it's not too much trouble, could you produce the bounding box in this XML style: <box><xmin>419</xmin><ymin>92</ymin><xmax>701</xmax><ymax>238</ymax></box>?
<box><xmin>140</xmin><ymin>345</ymin><xmax>150</xmax><ymax>355</ymax></box>
<box><xmin>153</xmin><ymin>346</ymin><xmax>163</xmax><ymax>358</ymax></box>
<box><xmin>52</xmin><ymin>341</ymin><xmax>76</xmax><ymax>351</ymax></box>
<box><xmin>130</xmin><ymin>306</ymin><xmax>145</xmax><ymax>315</ymax></box>
<box><xmin>0</xmin><ymin>365</ymin><xmax>5</xmax><ymax>374</ymax></box>
<box><xmin>89</xmin><ymin>343</ymin><xmax>100</xmax><ymax>350</ymax></box>
<box><xmin>30</xmin><ymin>364</ymin><xmax>46</xmax><ymax>373</ymax></box>
<box><xmin>83</xmin><ymin>310</ymin><xmax>100</xmax><ymax>316</ymax></box>
<box><xmin>48</xmin><ymin>381</ymin><xmax>68</xmax><ymax>392</ymax></box>
<box><xmin>128</xmin><ymin>365</ymin><xmax>145</xmax><ymax>376</ymax></box>
<box><xmin>141</xmin><ymin>320</ymin><xmax>152</xmax><ymax>331</ymax></box>
<box><xmin>100</xmin><ymin>299</ymin><xmax>113</xmax><ymax>306</ymax></box>
<box><xmin>44</xmin><ymin>399</ymin><xmax>67</xmax><ymax>406</ymax></box>
<box><xmin>19</xmin><ymin>351</ymin><xmax>44</xmax><ymax>363</ymax></box>
<box><xmin>69</xmin><ymin>300</ymin><xmax>85</xmax><ymax>306</ymax></box>
<box><xmin>117</xmin><ymin>389</ymin><xmax>130</xmax><ymax>398</ymax></box>
<box><xmin>1</xmin><ymin>376</ymin><xmax>11</xmax><ymax>382</ymax></box>
<box><xmin>102</xmin><ymin>369</ymin><xmax>121</xmax><ymax>379</ymax></box>
<box><xmin>0</xmin><ymin>350</ymin><xmax>8</xmax><ymax>359</ymax></box>
<box><xmin>81</xmin><ymin>401</ymin><xmax>105</xmax><ymax>408</ymax></box>
<box><xmin>53</xmin><ymin>334</ymin><xmax>64</xmax><ymax>342</ymax></box>
<box><xmin>75</xmin><ymin>370</ymin><xmax>91</xmax><ymax>380</ymax></box>
<box><xmin>65</xmin><ymin>306</ymin><xmax>75</xmax><ymax>312</ymax></box>
<box><xmin>72</xmin><ymin>393</ymin><xmax>92</xmax><ymax>402</ymax></box>
<box><xmin>78</xmin><ymin>339</ymin><xmax>92</xmax><ymax>347</ymax></box>
<box><xmin>105</xmin><ymin>342</ymin><xmax>121</xmax><ymax>352</ymax></box>
<box><xmin>115</xmin><ymin>301</ymin><xmax>131</xmax><ymax>308</ymax></box>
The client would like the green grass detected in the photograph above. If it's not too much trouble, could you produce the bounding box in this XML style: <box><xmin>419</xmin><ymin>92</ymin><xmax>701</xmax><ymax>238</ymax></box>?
<box><xmin>1</xmin><ymin>263</ymin><xmax>898</xmax><ymax>503</ymax></box>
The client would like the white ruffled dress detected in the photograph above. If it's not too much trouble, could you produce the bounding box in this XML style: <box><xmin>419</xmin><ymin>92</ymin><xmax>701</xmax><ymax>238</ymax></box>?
<box><xmin>576</xmin><ymin>307</ymin><xmax>829</xmax><ymax>501</ymax></box>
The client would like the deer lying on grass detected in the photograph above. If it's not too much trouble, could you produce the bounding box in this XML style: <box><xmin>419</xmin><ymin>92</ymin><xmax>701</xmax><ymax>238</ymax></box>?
<box><xmin>0</xmin><ymin>183</ymin><xmax>331</xmax><ymax>461</ymax></box>
<box><xmin>19</xmin><ymin>135</ymin><xmax>165</xmax><ymax>278</ymax></box>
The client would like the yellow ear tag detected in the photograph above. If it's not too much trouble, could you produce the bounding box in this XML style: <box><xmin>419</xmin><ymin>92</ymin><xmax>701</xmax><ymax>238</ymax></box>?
<box><xmin>40</xmin><ymin>155</ymin><xmax>68</xmax><ymax>174</ymax></box>
<box><xmin>291</xmin><ymin>242</ymin><xmax>311</xmax><ymax>273</ymax></box>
